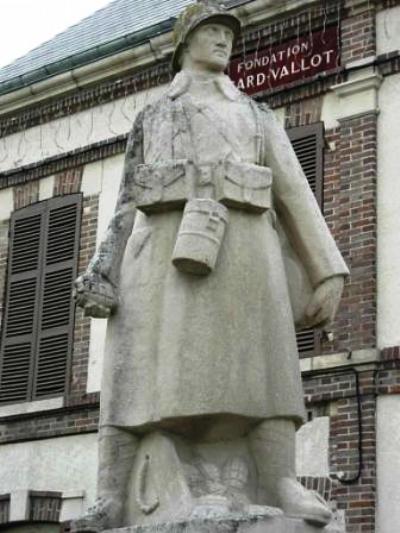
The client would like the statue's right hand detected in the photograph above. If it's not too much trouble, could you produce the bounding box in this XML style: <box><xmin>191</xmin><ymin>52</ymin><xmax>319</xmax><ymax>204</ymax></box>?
<box><xmin>74</xmin><ymin>271</ymin><xmax>118</xmax><ymax>319</ymax></box>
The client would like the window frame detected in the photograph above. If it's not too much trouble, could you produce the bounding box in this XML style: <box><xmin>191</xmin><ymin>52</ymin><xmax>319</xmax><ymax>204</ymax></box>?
<box><xmin>0</xmin><ymin>193</ymin><xmax>82</xmax><ymax>404</ymax></box>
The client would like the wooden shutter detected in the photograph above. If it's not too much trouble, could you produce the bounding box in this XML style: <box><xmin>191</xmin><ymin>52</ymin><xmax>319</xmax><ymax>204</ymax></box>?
<box><xmin>287</xmin><ymin>123</ymin><xmax>324</xmax><ymax>207</ymax></box>
<box><xmin>33</xmin><ymin>195</ymin><xmax>82</xmax><ymax>399</ymax></box>
<box><xmin>0</xmin><ymin>194</ymin><xmax>82</xmax><ymax>403</ymax></box>
<box><xmin>287</xmin><ymin>123</ymin><xmax>324</xmax><ymax>357</ymax></box>
<box><xmin>0</xmin><ymin>204</ymin><xmax>44</xmax><ymax>403</ymax></box>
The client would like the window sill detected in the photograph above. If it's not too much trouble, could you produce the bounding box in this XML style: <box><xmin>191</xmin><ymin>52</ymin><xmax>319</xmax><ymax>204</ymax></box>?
<box><xmin>300</xmin><ymin>348</ymin><xmax>379</xmax><ymax>373</ymax></box>
<box><xmin>0</xmin><ymin>396</ymin><xmax>63</xmax><ymax>418</ymax></box>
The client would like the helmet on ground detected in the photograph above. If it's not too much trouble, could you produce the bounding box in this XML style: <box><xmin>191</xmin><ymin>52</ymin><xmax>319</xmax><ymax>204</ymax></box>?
<box><xmin>172</xmin><ymin>0</ymin><xmax>241</xmax><ymax>72</ymax></box>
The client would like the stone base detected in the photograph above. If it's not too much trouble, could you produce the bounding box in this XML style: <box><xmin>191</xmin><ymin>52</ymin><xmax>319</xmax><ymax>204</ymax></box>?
<box><xmin>105</xmin><ymin>512</ymin><xmax>344</xmax><ymax>533</ymax></box>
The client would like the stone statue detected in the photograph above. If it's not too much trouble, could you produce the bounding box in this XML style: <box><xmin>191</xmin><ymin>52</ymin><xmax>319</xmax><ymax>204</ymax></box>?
<box><xmin>72</xmin><ymin>1</ymin><xmax>349</xmax><ymax>531</ymax></box>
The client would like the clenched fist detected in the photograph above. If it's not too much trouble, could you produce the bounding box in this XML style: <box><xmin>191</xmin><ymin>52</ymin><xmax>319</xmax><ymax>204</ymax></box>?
<box><xmin>302</xmin><ymin>275</ymin><xmax>345</xmax><ymax>329</ymax></box>
<box><xmin>74</xmin><ymin>270</ymin><xmax>118</xmax><ymax>319</ymax></box>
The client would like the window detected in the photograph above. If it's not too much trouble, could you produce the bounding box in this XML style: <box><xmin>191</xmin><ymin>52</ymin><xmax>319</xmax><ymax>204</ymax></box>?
<box><xmin>287</xmin><ymin>122</ymin><xmax>324</xmax><ymax>357</ymax></box>
<box><xmin>0</xmin><ymin>194</ymin><xmax>82</xmax><ymax>404</ymax></box>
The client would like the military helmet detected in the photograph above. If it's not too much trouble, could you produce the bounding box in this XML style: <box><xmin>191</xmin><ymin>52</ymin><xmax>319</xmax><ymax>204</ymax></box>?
<box><xmin>172</xmin><ymin>0</ymin><xmax>241</xmax><ymax>73</ymax></box>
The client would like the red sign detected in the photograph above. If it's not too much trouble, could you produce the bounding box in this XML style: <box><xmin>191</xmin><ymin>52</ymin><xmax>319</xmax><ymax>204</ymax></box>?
<box><xmin>229</xmin><ymin>27</ymin><xmax>339</xmax><ymax>95</ymax></box>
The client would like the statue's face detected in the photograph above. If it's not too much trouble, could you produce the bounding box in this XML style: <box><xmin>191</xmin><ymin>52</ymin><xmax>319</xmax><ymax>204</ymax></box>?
<box><xmin>184</xmin><ymin>22</ymin><xmax>233</xmax><ymax>72</ymax></box>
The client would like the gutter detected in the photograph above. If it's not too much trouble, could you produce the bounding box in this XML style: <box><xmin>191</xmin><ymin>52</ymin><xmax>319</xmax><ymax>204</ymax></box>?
<box><xmin>0</xmin><ymin>19</ymin><xmax>175</xmax><ymax>98</ymax></box>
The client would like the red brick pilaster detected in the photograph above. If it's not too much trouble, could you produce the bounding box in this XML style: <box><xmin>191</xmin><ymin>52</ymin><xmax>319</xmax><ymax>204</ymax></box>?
<box><xmin>341</xmin><ymin>7</ymin><xmax>376</xmax><ymax>64</ymax></box>
<box><xmin>54</xmin><ymin>167</ymin><xmax>83</xmax><ymax>196</ymax></box>
<box><xmin>323</xmin><ymin>113</ymin><xmax>377</xmax><ymax>354</ymax></box>
<box><xmin>13</xmin><ymin>181</ymin><xmax>39</xmax><ymax>209</ymax></box>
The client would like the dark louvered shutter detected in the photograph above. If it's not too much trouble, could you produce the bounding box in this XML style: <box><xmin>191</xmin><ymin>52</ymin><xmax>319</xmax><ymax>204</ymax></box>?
<box><xmin>0</xmin><ymin>194</ymin><xmax>82</xmax><ymax>403</ymax></box>
<box><xmin>33</xmin><ymin>195</ymin><xmax>82</xmax><ymax>398</ymax></box>
<box><xmin>287</xmin><ymin>123</ymin><xmax>324</xmax><ymax>357</ymax></box>
<box><xmin>0</xmin><ymin>204</ymin><xmax>44</xmax><ymax>403</ymax></box>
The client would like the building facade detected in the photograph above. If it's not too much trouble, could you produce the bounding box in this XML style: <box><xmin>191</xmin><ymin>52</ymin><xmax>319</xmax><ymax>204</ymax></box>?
<box><xmin>0</xmin><ymin>0</ymin><xmax>399</xmax><ymax>531</ymax></box>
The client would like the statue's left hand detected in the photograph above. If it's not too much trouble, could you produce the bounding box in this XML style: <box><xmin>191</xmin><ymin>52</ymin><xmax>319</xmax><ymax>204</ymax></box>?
<box><xmin>302</xmin><ymin>276</ymin><xmax>345</xmax><ymax>329</ymax></box>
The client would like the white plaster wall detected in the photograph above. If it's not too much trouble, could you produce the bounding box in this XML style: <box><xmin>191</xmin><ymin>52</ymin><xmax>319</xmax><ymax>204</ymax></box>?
<box><xmin>377</xmin><ymin>6</ymin><xmax>400</xmax><ymax>55</ymax></box>
<box><xmin>377</xmin><ymin>73</ymin><xmax>400</xmax><ymax>348</ymax></box>
<box><xmin>321</xmin><ymin>91</ymin><xmax>340</xmax><ymax>130</ymax></box>
<box><xmin>86</xmin><ymin>154</ymin><xmax>125</xmax><ymax>393</ymax></box>
<box><xmin>39</xmin><ymin>175</ymin><xmax>55</xmax><ymax>200</ymax></box>
<box><xmin>0</xmin><ymin>433</ymin><xmax>98</xmax><ymax>510</ymax></box>
<box><xmin>376</xmin><ymin>395</ymin><xmax>400</xmax><ymax>533</ymax></box>
<box><xmin>0</xmin><ymin>84</ymin><xmax>165</xmax><ymax>173</ymax></box>
<box><xmin>296</xmin><ymin>416</ymin><xmax>330</xmax><ymax>477</ymax></box>
<box><xmin>0</xmin><ymin>188</ymin><xmax>13</xmax><ymax>221</ymax></box>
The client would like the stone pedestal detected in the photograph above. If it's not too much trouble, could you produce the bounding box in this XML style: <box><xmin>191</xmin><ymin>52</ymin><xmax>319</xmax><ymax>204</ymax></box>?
<box><xmin>105</xmin><ymin>511</ymin><xmax>344</xmax><ymax>533</ymax></box>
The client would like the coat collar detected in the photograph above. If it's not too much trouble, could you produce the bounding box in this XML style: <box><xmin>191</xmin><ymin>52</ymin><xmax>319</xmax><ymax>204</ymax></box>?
<box><xmin>167</xmin><ymin>70</ymin><xmax>243</xmax><ymax>102</ymax></box>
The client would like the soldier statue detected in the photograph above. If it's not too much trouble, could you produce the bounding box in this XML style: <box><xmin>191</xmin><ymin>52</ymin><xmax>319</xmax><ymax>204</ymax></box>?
<box><xmin>73</xmin><ymin>1</ymin><xmax>348</xmax><ymax>530</ymax></box>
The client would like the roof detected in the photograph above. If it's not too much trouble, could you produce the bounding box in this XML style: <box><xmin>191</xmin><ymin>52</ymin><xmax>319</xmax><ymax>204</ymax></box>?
<box><xmin>0</xmin><ymin>0</ymin><xmax>248</xmax><ymax>97</ymax></box>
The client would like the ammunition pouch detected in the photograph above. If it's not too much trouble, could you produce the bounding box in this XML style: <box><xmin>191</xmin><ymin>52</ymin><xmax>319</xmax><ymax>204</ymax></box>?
<box><xmin>129</xmin><ymin>160</ymin><xmax>272</xmax><ymax>275</ymax></box>
<box><xmin>130</xmin><ymin>160</ymin><xmax>272</xmax><ymax>214</ymax></box>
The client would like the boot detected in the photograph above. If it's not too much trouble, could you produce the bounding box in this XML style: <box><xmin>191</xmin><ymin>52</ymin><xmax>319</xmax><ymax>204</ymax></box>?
<box><xmin>249</xmin><ymin>418</ymin><xmax>332</xmax><ymax>527</ymax></box>
<box><xmin>69</xmin><ymin>426</ymin><xmax>139</xmax><ymax>532</ymax></box>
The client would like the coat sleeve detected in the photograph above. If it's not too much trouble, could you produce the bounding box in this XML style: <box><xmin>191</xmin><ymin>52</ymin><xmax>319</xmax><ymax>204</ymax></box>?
<box><xmin>88</xmin><ymin>110</ymin><xmax>145</xmax><ymax>286</ymax></box>
<box><xmin>259</xmin><ymin>104</ymin><xmax>349</xmax><ymax>288</ymax></box>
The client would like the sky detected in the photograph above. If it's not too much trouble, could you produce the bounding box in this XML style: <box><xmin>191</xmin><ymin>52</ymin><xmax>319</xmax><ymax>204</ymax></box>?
<box><xmin>0</xmin><ymin>0</ymin><xmax>113</xmax><ymax>69</ymax></box>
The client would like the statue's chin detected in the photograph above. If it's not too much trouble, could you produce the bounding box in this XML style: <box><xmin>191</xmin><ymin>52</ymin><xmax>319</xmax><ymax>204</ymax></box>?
<box><xmin>187</xmin><ymin>58</ymin><xmax>229</xmax><ymax>74</ymax></box>
<box><xmin>207</xmin><ymin>57</ymin><xmax>229</xmax><ymax>72</ymax></box>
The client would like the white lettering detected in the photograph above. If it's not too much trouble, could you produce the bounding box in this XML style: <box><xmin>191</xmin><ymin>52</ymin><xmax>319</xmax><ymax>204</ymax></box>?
<box><xmin>300</xmin><ymin>58</ymin><xmax>310</xmax><ymax>71</ymax></box>
<box><xmin>291</xmin><ymin>61</ymin><xmax>301</xmax><ymax>74</ymax></box>
<box><xmin>247</xmin><ymin>75</ymin><xmax>255</xmax><ymax>87</ymax></box>
<box><xmin>292</xmin><ymin>44</ymin><xmax>300</xmax><ymax>55</ymax></box>
<box><xmin>238</xmin><ymin>62</ymin><xmax>244</xmax><ymax>73</ymax></box>
<box><xmin>301</xmin><ymin>41</ymin><xmax>309</xmax><ymax>53</ymax></box>
<box><xmin>322</xmin><ymin>49</ymin><xmax>335</xmax><ymax>64</ymax></box>
<box><xmin>270</xmin><ymin>68</ymin><xmax>280</xmax><ymax>81</ymax></box>
<box><xmin>256</xmin><ymin>72</ymin><xmax>266</xmax><ymax>86</ymax></box>
<box><xmin>280</xmin><ymin>65</ymin><xmax>289</xmax><ymax>78</ymax></box>
<box><xmin>237</xmin><ymin>78</ymin><xmax>245</xmax><ymax>90</ymax></box>
<box><xmin>311</xmin><ymin>54</ymin><xmax>322</xmax><ymax>68</ymax></box>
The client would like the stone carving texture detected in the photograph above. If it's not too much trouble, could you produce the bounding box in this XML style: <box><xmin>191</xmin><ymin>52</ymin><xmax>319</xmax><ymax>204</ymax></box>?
<box><xmin>72</xmin><ymin>1</ymin><xmax>348</xmax><ymax>531</ymax></box>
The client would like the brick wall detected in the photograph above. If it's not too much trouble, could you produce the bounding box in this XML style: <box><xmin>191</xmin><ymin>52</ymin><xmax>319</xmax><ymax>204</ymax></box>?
<box><xmin>54</xmin><ymin>168</ymin><xmax>83</xmax><ymax>196</ymax></box>
<box><xmin>0</xmin><ymin>406</ymin><xmax>98</xmax><ymax>444</ymax></box>
<box><xmin>13</xmin><ymin>181</ymin><xmax>39</xmax><ymax>210</ymax></box>
<box><xmin>341</xmin><ymin>8</ymin><xmax>376</xmax><ymax>65</ymax></box>
<box><xmin>323</xmin><ymin>113</ymin><xmax>377</xmax><ymax>355</ymax></box>
<box><xmin>304</xmin><ymin>369</ymin><xmax>376</xmax><ymax>532</ymax></box>
<box><xmin>284</xmin><ymin>96</ymin><xmax>378</xmax><ymax>358</ymax></box>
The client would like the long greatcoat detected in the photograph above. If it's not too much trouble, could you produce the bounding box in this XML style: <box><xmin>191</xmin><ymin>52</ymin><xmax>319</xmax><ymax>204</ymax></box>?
<box><xmin>96</xmin><ymin>73</ymin><xmax>348</xmax><ymax>431</ymax></box>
